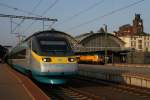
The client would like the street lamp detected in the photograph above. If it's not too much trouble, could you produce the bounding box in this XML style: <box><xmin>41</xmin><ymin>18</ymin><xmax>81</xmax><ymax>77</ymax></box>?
<box><xmin>104</xmin><ymin>24</ymin><xmax>108</xmax><ymax>64</ymax></box>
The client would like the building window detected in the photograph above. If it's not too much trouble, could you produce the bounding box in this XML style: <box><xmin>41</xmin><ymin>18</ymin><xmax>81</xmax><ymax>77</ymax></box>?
<box><xmin>144</xmin><ymin>42</ymin><xmax>146</xmax><ymax>46</ymax></box>
<box><xmin>139</xmin><ymin>36</ymin><xmax>142</xmax><ymax>38</ymax></box>
<box><xmin>146</xmin><ymin>48</ymin><xmax>148</xmax><ymax>52</ymax></box>
<box><xmin>131</xmin><ymin>42</ymin><xmax>133</xmax><ymax>47</ymax></box>
<box><xmin>138</xmin><ymin>45</ymin><xmax>142</xmax><ymax>49</ymax></box>
<box><xmin>131</xmin><ymin>41</ymin><xmax>136</xmax><ymax>47</ymax></box>
<box><xmin>138</xmin><ymin>40</ymin><xmax>142</xmax><ymax>44</ymax></box>
<box><xmin>134</xmin><ymin>42</ymin><xmax>136</xmax><ymax>46</ymax></box>
<box><xmin>134</xmin><ymin>37</ymin><xmax>136</xmax><ymax>40</ymax></box>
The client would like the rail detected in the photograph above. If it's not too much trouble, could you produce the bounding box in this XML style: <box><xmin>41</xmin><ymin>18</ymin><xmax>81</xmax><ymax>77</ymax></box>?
<box><xmin>37</xmin><ymin>84</ymin><xmax>102</xmax><ymax>100</ymax></box>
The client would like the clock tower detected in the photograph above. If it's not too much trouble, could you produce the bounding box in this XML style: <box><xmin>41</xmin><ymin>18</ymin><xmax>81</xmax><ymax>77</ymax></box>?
<box><xmin>133</xmin><ymin>14</ymin><xmax>144</xmax><ymax>34</ymax></box>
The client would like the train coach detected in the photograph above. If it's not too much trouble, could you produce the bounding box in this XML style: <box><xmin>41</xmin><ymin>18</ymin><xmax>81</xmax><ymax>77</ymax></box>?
<box><xmin>7</xmin><ymin>30</ymin><xmax>78</xmax><ymax>84</ymax></box>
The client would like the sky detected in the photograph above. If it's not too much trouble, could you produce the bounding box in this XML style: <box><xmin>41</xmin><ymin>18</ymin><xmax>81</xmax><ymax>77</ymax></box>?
<box><xmin>0</xmin><ymin>0</ymin><xmax>149</xmax><ymax>46</ymax></box>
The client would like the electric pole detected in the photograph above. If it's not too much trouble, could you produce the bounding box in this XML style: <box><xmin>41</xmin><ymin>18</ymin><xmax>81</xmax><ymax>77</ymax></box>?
<box><xmin>104</xmin><ymin>24</ymin><xmax>108</xmax><ymax>64</ymax></box>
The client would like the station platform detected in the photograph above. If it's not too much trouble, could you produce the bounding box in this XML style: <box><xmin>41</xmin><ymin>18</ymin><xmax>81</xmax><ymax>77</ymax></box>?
<box><xmin>79</xmin><ymin>64</ymin><xmax>150</xmax><ymax>76</ymax></box>
<box><xmin>0</xmin><ymin>64</ymin><xmax>50</xmax><ymax>100</ymax></box>
<box><xmin>78</xmin><ymin>64</ymin><xmax>150</xmax><ymax>88</ymax></box>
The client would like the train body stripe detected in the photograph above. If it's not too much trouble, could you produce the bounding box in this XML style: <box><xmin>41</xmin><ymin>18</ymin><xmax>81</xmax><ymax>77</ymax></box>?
<box><xmin>31</xmin><ymin>51</ymin><xmax>43</xmax><ymax>62</ymax></box>
<box><xmin>31</xmin><ymin>50</ymin><xmax>77</xmax><ymax>64</ymax></box>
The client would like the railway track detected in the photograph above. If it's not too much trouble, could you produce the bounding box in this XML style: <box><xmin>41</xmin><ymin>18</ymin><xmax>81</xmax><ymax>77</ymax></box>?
<box><xmin>38</xmin><ymin>84</ymin><xmax>102</xmax><ymax>100</ymax></box>
<box><xmin>53</xmin><ymin>86</ymin><xmax>102</xmax><ymax>100</ymax></box>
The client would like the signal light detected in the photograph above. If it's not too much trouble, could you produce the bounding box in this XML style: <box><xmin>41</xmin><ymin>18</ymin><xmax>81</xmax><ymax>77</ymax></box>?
<box><xmin>42</xmin><ymin>58</ymin><xmax>51</xmax><ymax>62</ymax></box>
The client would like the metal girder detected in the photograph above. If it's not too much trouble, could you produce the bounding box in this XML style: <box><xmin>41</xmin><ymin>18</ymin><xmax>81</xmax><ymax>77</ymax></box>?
<box><xmin>0</xmin><ymin>13</ymin><xmax>57</xmax><ymax>21</ymax></box>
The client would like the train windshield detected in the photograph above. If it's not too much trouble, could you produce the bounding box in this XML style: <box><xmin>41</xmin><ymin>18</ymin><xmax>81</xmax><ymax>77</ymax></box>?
<box><xmin>33</xmin><ymin>36</ymin><xmax>73</xmax><ymax>56</ymax></box>
<box><xmin>40</xmin><ymin>40</ymin><xmax>68</xmax><ymax>52</ymax></box>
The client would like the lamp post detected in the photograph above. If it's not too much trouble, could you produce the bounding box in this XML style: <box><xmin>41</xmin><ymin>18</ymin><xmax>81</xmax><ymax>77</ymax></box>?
<box><xmin>104</xmin><ymin>24</ymin><xmax>108</xmax><ymax>64</ymax></box>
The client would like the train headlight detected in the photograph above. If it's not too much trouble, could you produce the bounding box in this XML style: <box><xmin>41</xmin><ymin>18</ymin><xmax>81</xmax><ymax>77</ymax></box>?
<box><xmin>68</xmin><ymin>58</ymin><xmax>76</xmax><ymax>62</ymax></box>
<box><xmin>42</xmin><ymin>58</ymin><xmax>51</xmax><ymax>62</ymax></box>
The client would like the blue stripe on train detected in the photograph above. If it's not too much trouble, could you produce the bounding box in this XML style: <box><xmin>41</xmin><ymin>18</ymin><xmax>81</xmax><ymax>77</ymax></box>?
<box><xmin>33</xmin><ymin>76</ymin><xmax>67</xmax><ymax>84</ymax></box>
<box><xmin>12</xmin><ymin>64</ymin><xmax>29</xmax><ymax>74</ymax></box>
<box><xmin>31</xmin><ymin>71</ymin><xmax>77</xmax><ymax>84</ymax></box>
<box><xmin>31</xmin><ymin>70</ymin><xmax>77</xmax><ymax>76</ymax></box>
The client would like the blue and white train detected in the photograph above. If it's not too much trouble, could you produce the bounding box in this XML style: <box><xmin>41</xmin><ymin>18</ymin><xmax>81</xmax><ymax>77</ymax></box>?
<box><xmin>8</xmin><ymin>30</ymin><xmax>78</xmax><ymax>84</ymax></box>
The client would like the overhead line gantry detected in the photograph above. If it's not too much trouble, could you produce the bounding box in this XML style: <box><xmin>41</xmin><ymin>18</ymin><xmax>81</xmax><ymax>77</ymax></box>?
<box><xmin>0</xmin><ymin>13</ymin><xmax>58</xmax><ymax>43</ymax></box>
<box><xmin>0</xmin><ymin>13</ymin><xmax>57</xmax><ymax>21</ymax></box>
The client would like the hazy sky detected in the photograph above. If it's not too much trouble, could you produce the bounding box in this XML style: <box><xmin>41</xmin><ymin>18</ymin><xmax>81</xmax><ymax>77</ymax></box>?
<box><xmin>0</xmin><ymin>0</ymin><xmax>149</xmax><ymax>46</ymax></box>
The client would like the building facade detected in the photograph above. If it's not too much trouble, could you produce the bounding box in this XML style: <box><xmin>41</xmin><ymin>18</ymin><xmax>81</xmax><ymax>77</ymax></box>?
<box><xmin>115</xmin><ymin>14</ymin><xmax>144</xmax><ymax>36</ymax></box>
<box><xmin>119</xmin><ymin>35</ymin><xmax>150</xmax><ymax>52</ymax></box>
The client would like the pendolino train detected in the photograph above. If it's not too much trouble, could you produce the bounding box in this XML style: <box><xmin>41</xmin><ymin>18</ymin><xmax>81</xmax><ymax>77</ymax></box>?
<box><xmin>7</xmin><ymin>30</ymin><xmax>78</xmax><ymax>84</ymax></box>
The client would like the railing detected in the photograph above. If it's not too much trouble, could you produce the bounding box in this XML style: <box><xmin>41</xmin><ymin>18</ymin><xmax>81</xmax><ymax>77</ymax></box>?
<box><xmin>78</xmin><ymin>70</ymin><xmax>150</xmax><ymax>89</ymax></box>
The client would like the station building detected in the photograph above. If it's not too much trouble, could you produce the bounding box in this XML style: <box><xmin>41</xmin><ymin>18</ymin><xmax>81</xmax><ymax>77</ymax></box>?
<box><xmin>75</xmin><ymin>32</ymin><xmax>128</xmax><ymax>63</ymax></box>
<box><xmin>74</xmin><ymin>14</ymin><xmax>150</xmax><ymax>64</ymax></box>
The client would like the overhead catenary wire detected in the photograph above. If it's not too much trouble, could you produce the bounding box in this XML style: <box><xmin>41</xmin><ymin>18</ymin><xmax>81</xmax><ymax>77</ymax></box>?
<box><xmin>23</xmin><ymin>0</ymin><xmax>59</xmax><ymax>33</ymax></box>
<box><xmin>0</xmin><ymin>2</ymin><xmax>41</xmax><ymax>17</ymax></box>
<box><xmin>66</xmin><ymin>0</ymin><xmax>145</xmax><ymax>31</ymax></box>
<box><xmin>11</xmin><ymin>0</ymin><xmax>43</xmax><ymax>33</ymax></box>
<box><xmin>31</xmin><ymin>0</ymin><xmax>43</xmax><ymax>13</ymax></box>
<box><xmin>0</xmin><ymin>0</ymin><xmax>58</xmax><ymax>33</ymax></box>
<box><xmin>56</xmin><ymin>0</ymin><xmax>105</xmax><ymax>27</ymax></box>
<box><xmin>41</xmin><ymin>0</ymin><xmax>59</xmax><ymax>15</ymax></box>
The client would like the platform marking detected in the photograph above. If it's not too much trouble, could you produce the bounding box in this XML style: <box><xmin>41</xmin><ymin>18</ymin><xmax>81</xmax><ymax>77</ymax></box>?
<box><xmin>6</xmin><ymin>65</ymin><xmax>50</xmax><ymax>100</ymax></box>
<box><xmin>5</xmin><ymin>67</ymin><xmax>22</xmax><ymax>83</ymax></box>
<box><xmin>5</xmin><ymin>65</ymin><xmax>35</xmax><ymax>100</ymax></box>
<box><xmin>22</xmin><ymin>84</ymin><xmax>35</xmax><ymax>100</ymax></box>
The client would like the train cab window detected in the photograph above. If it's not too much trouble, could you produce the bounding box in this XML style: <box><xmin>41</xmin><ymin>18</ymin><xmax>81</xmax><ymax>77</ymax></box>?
<box><xmin>40</xmin><ymin>40</ymin><xmax>68</xmax><ymax>51</ymax></box>
<box><xmin>33</xmin><ymin>34</ymin><xmax>74</xmax><ymax>56</ymax></box>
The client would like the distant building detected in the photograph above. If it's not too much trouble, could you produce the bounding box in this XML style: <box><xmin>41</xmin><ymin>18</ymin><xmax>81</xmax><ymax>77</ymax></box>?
<box><xmin>119</xmin><ymin>35</ymin><xmax>150</xmax><ymax>52</ymax></box>
<box><xmin>132</xmin><ymin>14</ymin><xmax>144</xmax><ymax>34</ymax></box>
<box><xmin>115</xmin><ymin>14</ymin><xmax>150</xmax><ymax>52</ymax></box>
<box><xmin>115</xmin><ymin>14</ymin><xmax>144</xmax><ymax>36</ymax></box>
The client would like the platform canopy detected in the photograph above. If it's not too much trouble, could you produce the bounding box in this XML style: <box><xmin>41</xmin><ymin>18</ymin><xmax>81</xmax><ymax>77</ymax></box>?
<box><xmin>75</xmin><ymin>32</ymin><xmax>126</xmax><ymax>52</ymax></box>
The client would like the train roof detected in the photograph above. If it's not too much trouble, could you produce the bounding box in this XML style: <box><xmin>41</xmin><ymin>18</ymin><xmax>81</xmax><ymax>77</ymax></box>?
<box><xmin>24</xmin><ymin>29</ymin><xmax>77</xmax><ymax>42</ymax></box>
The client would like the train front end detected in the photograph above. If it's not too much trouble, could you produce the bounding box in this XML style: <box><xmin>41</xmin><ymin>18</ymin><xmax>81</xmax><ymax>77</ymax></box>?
<box><xmin>31</xmin><ymin>32</ymin><xmax>78</xmax><ymax>84</ymax></box>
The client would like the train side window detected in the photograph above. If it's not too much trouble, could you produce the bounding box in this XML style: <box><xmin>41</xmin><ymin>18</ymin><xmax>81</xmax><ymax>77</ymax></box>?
<box><xmin>12</xmin><ymin>49</ymin><xmax>26</xmax><ymax>59</ymax></box>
